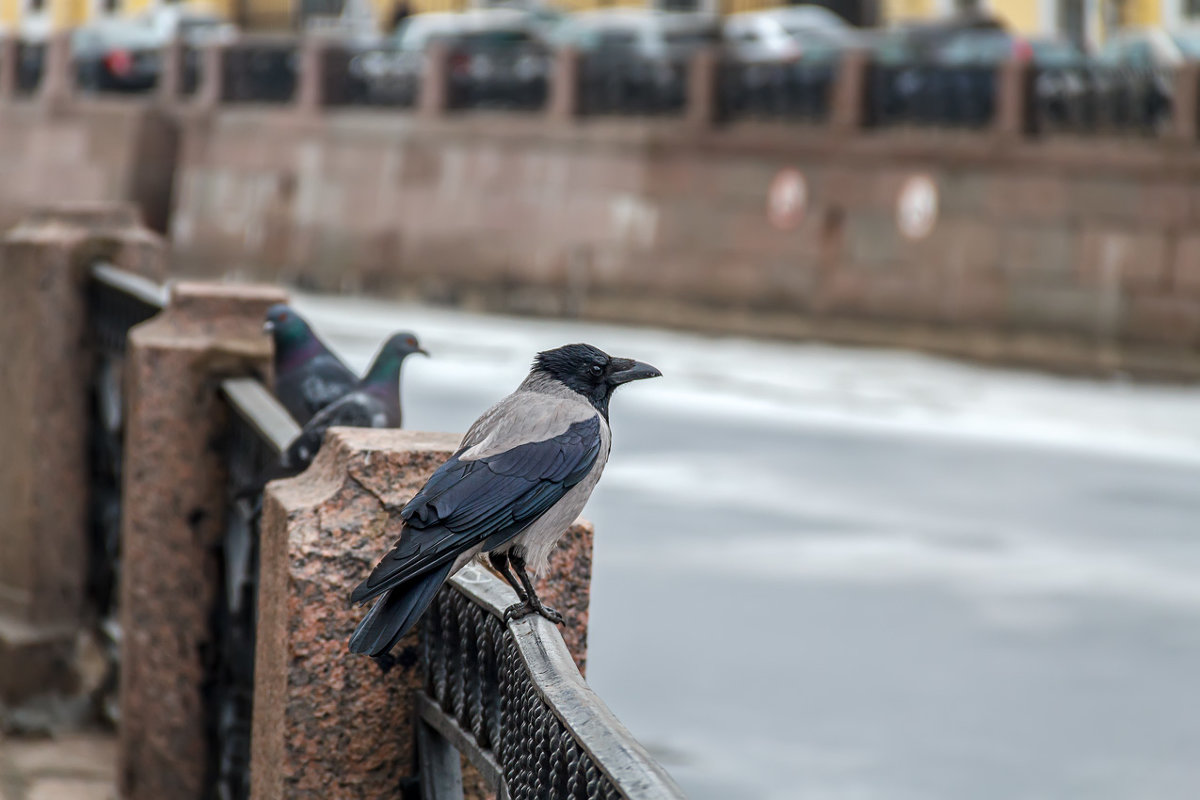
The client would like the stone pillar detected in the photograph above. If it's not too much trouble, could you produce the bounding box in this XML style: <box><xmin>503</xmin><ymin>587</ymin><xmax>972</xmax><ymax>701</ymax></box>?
<box><xmin>195</xmin><ymin>41</ymin><xmax>228</xmax><ymax>111</ymax></box>
<box><xmin>547</xmin><ymin>47</ymin><xmax>580</xmax><ymax>123</ymax></box>
<box><xmin>830</xmin><ymin>48</ymin><xmax>871</xmax><ymax>132</ymax></box>
<box><xmin>1170</xmin><ymin>62</ymin><xmax>1200</xmax><ymax>143</ymax></box>
<box><xmin>685</xmin><ymin>46</ymin><xmax>719</xmax><ymax>128</ymax></box>
<box><xmin>119</xmin><ymin>282</ymin><xmax>287</xmax><ymax>800</ymax></box>
<box><xmin>0</xmin><ymin>206</ymin><xmax>164</xmax><ymax>712</ymax></box>
<box><xmin>419</xmin><ymin>41</ymin><xmax>450</xmax><ymax>118</ymax></box>
<box><xmin>157</xmin><ymin>37</ymin><xmax>183</xmax><ymax>105</ymax></box>
<box><xmin>993</xmin><ymin>59</ymin><xmax>1033</xmax><ymax>139</ymax></box>
<box><xmin>0</xmin><ymin>36</ymin><xmax>16</xmax><ymax>102</ymax></box>
<box><xmin>295</xmin><ymin>36</ymin><xmax>329</xmax><ymax>117</ymax></box>
<box><xmin>251</xmin><ymin>428</ymin><xmax>595</xmax><ymax>800</ymax></box>
<box><xmin>37</xmin><ymin>29</ymin><xmax>73</xmax><ymax>111</ymax></box>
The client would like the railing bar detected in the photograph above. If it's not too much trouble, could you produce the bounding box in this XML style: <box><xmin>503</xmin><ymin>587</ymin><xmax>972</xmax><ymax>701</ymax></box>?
<box><xmin>91</xmin><ymin>262</ymin><xmax>168</xmax><ymax>310</ymax></box>
<box><xmin>416</xmin><ymin>692</ymin><xmax>504</xmax><ymax>790</ymax></box>
<box><xmin>446</xmin><ymin>565</ymin><xmax>685</xmax><ymax>800</ymax></box>
<box><xmin>218</xmin><ymin>377</ymin><xmax>300</xmax><ymax>456</ymax></box>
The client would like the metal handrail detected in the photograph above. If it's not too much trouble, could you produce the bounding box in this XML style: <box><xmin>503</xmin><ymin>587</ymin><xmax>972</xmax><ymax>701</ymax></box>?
<box><xmin>420</xmin><ymin>563</ymin><xmax>686</xmax><ymax>799</ymax></box>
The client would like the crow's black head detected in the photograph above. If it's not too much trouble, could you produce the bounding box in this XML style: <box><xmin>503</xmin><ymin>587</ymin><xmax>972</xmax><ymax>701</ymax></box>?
<box><xmin>534</xmin><ymin>343</ymin><xmax>661</xmax><ymax>418</ymax></box>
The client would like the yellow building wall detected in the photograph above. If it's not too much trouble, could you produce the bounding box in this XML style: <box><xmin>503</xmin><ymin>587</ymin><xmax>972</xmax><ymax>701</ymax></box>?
<box><xmin>1120</xmin><ymin>0</ymin><xmax>1162</xmax><ymax>25</ymax></box>
<box><xmin>0</xmin><ymin>0</ymin><xmax>19</xmax><ymax>27</ymax></box>
<box><xmin>991</xmin><ymin>0</ymin><xmax>1040</xmax><ymax>34</ymax></box>
<box><xmin>882</xmin><ymin>0</ymin><xmax>937</xmax><ymax>24</ymax></box>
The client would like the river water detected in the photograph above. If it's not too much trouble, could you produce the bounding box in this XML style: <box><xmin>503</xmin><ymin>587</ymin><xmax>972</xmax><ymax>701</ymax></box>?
<box><xmin>297</xmin><ymin>293</ymin><xmax>1200</xmax><ymax>800</ymax></box>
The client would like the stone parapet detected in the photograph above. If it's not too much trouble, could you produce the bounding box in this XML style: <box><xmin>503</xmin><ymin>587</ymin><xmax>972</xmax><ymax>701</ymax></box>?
<box><xmin>0</xmin><ymin>207</ymin><xmax>164</xmax><ymax>717</ymax></box>
<box><xmin>251</xmin><ymin>428</ymin><xmax>594</xmax><ymax>800</ymax></box>
<box><xmin>118</xmin><ymin>281</ymin><xmax>285</xmax><ymax>800</ymax></box>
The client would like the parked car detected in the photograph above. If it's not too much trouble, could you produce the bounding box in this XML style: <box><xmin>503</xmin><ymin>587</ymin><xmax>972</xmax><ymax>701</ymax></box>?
<box><xmin>722</xmin><ymin>8</ymin><xmax>857</xmax><ymax>64</ymax></box>
<box><xmin>556</xmin><ymin>10</ymin><xmax>720</xmax><ymax>62</ymax></box>
<box><xmin>73</xmin><ymin>21</ymin><xmax>164</xmax><ymax>92</ymax></box>
<box><xmin>349</xmin><ymin>10</ymin><xmax>550</xmax><ymax>107</ymax></box>
<box><xmin>133</xmin><ymin>4</ymin><xmax>238</xmax><ymax>46</ymax></box>
<box><xmin>1095</xmin><ymin>26</ymin><xmax>1200</xmax><ymax>67</ymax></box>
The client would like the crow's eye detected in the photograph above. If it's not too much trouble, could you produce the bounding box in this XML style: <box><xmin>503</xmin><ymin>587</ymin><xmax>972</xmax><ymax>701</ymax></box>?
<box><xmin>590</xmin><ymin>364</ymin><xmax>603</xmax><ymax>378</ymax></box>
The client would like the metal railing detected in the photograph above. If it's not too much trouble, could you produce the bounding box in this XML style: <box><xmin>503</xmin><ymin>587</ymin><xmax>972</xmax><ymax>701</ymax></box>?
<box><xmin>341</xmin><ymin>44</ymin><xmax>422</xmax><ymax>108</ymax></box>
<box><xmin>867</xmin><ymin>62</ymin><xmax>996</xmax><ymax>129</ymax></box>
<box><xmin>210</xmin><ymin>378</ymin><xmax>300</xmax><ymax>800</ymax></box>
<box><xmin>1031</xmin><ymin>64</ymin><xmax>1173</xmax><ymax>137</ymax></box>
<box><xmin>86</xmin><ymin>263</ymin><xmax>168</xmax><ymax>724</ymax></box>
<box><xmin>718</xmin><ymin>58</ymin><xmax>836</xmax><ymax>123</ymax></box>
<box><xmin>418</xmin><ymin>563</ymin><xmax>686</xmax><ymax>800</ymax></box>
<box><xmin>222</xmin><ymin>39</ymin><xmax>299</xmax><ymax>104</ymax></box>
<box><xmin>577</xmin><ymin>51</ymin><xmax>688</xmax><ymax>117</ymax></box>
<box><xmin>447</xmin><ymin>45</ymin><xmax>551</xmax><ymax>113</ymax></box>
<box><xmin>15</xmin><ymin>40</ymin><xmax>45</xmax><ymax>95</ymax></box>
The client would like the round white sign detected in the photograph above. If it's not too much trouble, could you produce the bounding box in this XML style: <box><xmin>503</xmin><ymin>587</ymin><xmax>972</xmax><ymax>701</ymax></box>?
<box><xmin>897</xmin><ymin>175</ymin><xmax>938</xmax><ymax>240</ymax></box>
<box><xmin>767</xmin><ymin>168</ymin><xmax>807</xmax><ymax>231</ymax></box>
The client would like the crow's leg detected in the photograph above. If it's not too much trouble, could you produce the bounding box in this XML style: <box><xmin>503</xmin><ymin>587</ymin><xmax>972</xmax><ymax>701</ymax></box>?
<box><xmin>502</xmin><ymin>553</ymin><xmax>564</xmax><ymax>626</ymax></box>
<box><xmin>488</xmin><ymin>551</ymin><xmax>527</xmax><ymax>602</ymax></box>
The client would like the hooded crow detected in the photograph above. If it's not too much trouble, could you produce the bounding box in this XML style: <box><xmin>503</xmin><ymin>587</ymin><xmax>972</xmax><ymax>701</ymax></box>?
<box><xmin>348</xmin><ymin>343</ymin><xmax>661</xmax><ymax>658</ymax></box>
<box><xmin>281</xmin><ymin>332</ymin><xmax>427</xmax><ymax>472</ymax></box>
<box><xmin>265</xmin><ymin>304</ymin><xmax>358</xmax><ymax>425</ymax></box>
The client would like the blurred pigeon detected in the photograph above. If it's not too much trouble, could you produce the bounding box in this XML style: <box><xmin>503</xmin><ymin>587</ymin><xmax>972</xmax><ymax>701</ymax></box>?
<box><xmin>348</xmin><ymin>343</ymin><xmax>661</xmax><ymax>659</ymax></box>
<box><xmin>265</xmin><ymin>304</ymin><xmax>358</xmax><ymax>425</ymax></box>
<box><xmin>281</xmin><ymin>332</ymin><xmax>427</xmax><ymax>472</ymax></box>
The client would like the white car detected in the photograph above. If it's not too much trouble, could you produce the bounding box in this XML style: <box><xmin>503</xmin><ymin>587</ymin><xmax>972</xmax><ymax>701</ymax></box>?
<box><xmin>722</xmin><ymin>7</ymin><xmax>855</xmax><ymax>64</ymax></box>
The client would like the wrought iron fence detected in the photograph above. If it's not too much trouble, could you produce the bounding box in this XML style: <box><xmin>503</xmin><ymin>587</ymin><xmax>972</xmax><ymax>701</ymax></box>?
<box><xmin>182</xmin><ymin>44</ymin><xmax>203</xmax><ymax>97</ymax></box>
<box><xmin>326</xmin><ymin>43</ymin><xmax>413</xmax><ymax>108</ymax></box>
<box><xmin>15</xmin><ymin>40</ymin><xmax>45</xmax><ymax>95</ymax></box>
<box><xmin>222</xmin><ymin>40</ymin><xmax>299</xmax><ymax>104</ymax></box>
<box><xmin>577</xmin><ymin>50</ymin><xmax>688</xmax><ymax>116</ymax></box>
<box><xmin>1031</xmin><ymin>64</ymin><xmax>1173</xmax><ymax>137</ymax></box>
<box><xmin>418</xmin><ymin>563</ymin><xmax>686</xmax><ymax>800</ymax></box>
<box><xmin>718</xmin><ymin>58</ymin><xmax>836</xmax><ymax>123</ymax></box>
<box><xmin>447</xmin><ymin>45</ymin><xmax>551</xmax><ymax>113</ymax></box>
<box><xmin>209</xmin><ymin>378</ymin><xmax>300</xmax><ymax>800</ymax></box>
<box><xmin>86</xmin><ymin>263</ymin><xmax>168</xmax><ymax>724</ymax></box>
<box><xmin>867</xmin><ymin>62</ymin><xmax>996</xmax><ymax>129</ymax></box>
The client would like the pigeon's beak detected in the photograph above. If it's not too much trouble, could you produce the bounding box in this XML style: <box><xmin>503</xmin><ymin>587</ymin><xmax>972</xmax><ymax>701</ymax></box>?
<box><xmin>417</xmin><ymin>346</ymin><xmax>430</xmax><ymax>357</ymax></box>
<box><xmin>609</xmin><ymin>359</ymin><xmax>662</xmax><ymax>385</ymax></box>
<box><xmin>263</xmin><ymin>320</ymin><xmax>274</xmax><ymax>334</ymax></box>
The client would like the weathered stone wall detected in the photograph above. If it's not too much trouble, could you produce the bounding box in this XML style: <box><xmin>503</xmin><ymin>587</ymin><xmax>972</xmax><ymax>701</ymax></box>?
<box><xmin>0</xmin><ymin>101</ymin><xmax>178</xmax><ymax>234</ymax></box>
<box><xmin>170</xmin><ymin>111</ymin><xmax>1200</xmax><ymax>376</ymax></box>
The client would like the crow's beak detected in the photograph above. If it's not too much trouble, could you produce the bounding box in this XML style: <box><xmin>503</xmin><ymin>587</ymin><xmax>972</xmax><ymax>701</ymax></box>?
<box><xmin>609</xmin><ymin>359</ymin><xmax>662</xmax><ymax>385</ymax></box>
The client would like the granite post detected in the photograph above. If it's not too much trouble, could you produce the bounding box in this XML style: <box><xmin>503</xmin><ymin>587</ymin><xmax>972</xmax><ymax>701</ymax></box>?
<box><xmin>156</xmin><ymin>37</ymin><xmax>184</xmax><ymax>106</ymax></box>
<box><xmin>37</xmin><ymin>30</ymin><xmax>73</xmax><ymax>112</ymax></box>
<box><xmin>548</xmin><ymin>47</ymin><xmax>580</xmax><ymax>122</ymax></box>
<box><xmin>685</xmin><ymin>46</ymin><xmax>719</xmax><ymax>128</ymax></box>
<box><xmin>0</xmin><ymin>36</ymin><xmax>16</xmax><ymax>101</ymax></box>
<box><xmin>994</xmin><ymin>59</ymin><xmax>1033</xmax><ymax>139</ymax></box>
<box><xmin>195</xmin><ymin>41</ymin><xmax>228</xmax><ymax>111</ymax></box>
<box><xmin>119</xmin><ymin>282</ymin><xmax>287</xmax><ymax>800</ymax></box>
<box><xmin>0</xmin><ymin>207</ymin><xmax>164</xmax><ymax>714</ymax></box>
<box><xmin>251</xmin><ymin>428</ymin><xmax>594</xmax><ymax>800</ymax></box>
<box><xmin>295</xmin><ymin>36</ymin><xmax>330</xmax><ymax>116</ymax></box>
<box><xmin>419</xmin><ymin>42</ymin><xmax>450</xmax><ymax>117</ymax></box>
<box><xmin>830</xmin><ymin>48</ymin><xmax>870</xmax><ymax>132</ymax></box>
<box><xmin>1170</xmin><ymin>62</ymin><xmax>1200</xmax><ymax>143</ymax></box>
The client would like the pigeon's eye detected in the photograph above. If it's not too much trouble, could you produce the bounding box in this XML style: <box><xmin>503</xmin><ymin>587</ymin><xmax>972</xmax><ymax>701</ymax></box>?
<box><xmin>590</xmin><ymin>364</ymin><xmax>603</xmax><ymax>378</ymax></box>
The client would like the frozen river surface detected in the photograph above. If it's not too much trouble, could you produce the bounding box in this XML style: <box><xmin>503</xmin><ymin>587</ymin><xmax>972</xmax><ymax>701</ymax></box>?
<box><xmin>297</xmin><ymin>293</ymin><xmax>1200</xmax><ymax>800</ymax></box>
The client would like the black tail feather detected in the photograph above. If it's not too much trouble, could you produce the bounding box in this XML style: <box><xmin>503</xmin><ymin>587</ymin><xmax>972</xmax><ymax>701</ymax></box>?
<box><xmin>347</xmin><ymin>561</ymin><xmax>455</xmax><ymax>657</ymax></box>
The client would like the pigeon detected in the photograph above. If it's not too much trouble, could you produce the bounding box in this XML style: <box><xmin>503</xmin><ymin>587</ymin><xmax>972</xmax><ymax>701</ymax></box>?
<box><xmin>348</xmin><ymin>343</ymin><xmax>661</xmax><ymax>659</ymax></box>
<box><xmin>280</xmin><ymin>332</ymin><xmax>427</xmax><ymax>472</ymax></box>
<box><xmin>265</xmin><ymin>304</ymin><xmax>358</xmax><ymax>426</ymax></box>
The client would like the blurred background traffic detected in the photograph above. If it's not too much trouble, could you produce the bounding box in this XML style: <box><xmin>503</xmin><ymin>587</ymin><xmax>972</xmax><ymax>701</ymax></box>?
<box><xmin>2</xmin><ymin>0</ymin><xmax>1197</xmax><ymax>132</ymax></box>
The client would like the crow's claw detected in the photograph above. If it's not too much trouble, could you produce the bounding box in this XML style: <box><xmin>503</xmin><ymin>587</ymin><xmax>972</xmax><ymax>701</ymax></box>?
<box><xmin>504</xmin><ymin>601</ymin><xmax>564</xmax><ymax>626</ymax></box>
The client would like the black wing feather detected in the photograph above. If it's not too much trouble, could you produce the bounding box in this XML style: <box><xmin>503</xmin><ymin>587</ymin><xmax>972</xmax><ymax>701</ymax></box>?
<box><xmin>350</xmin><ymin>416</ymin><xmax>601</xmax><ymax>605</ymax></box>
<box><xmin>282</xmin><ymin>391</ymin><xmax>384</xmax><ymax>472</ymax></box>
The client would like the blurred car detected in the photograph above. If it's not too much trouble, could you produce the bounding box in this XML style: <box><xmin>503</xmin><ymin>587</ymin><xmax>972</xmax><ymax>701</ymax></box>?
<box><xmin>133</xmin><ymin>4</ymin><xmax>238</xmax><ymax>46</ymax></box>
<box><xmin>556</xmin><ymin>10</ymin><xmax>720</xmax><ymax>62</ymax></box>
<box><xmin>73</xmin><ymin>21</ymin><xmax>163</xmax><ymax>92</ymax></box>
<box><xmin>1095</xmin><ymin>26</ymin><xmax>1200</xmax><ymax>68</ymax></box>
<box><xmin>349</xmin><ymin>9</ymin><xmax>550</xmax><ymax>107</ymax></box>
<box><xmin>722</xmin><ymin>7</ymin><xmax>857</xmax><ymax>64</ymax></box>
